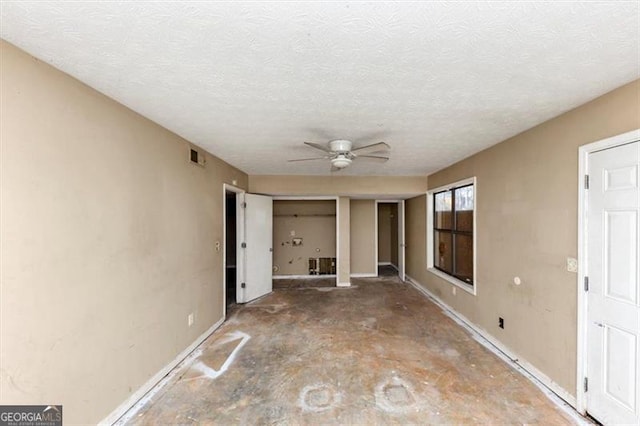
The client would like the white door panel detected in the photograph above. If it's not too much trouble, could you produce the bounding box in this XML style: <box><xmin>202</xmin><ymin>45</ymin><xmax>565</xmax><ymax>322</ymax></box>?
<box><xmin>604</xmin><ymin>210</ymin><xmax>637</xmax><ymax>303</ymax></box>
<box><xmin>241</xmin><ymin>193</ymin><xmax>273</xmax><ymax>303</ymax></box>
<box><xmin>605</xmin><ymin>325</ymin><xmax>636</xmax><ymax>410</ymax></box>
<box><xmin>587</xmin><ymin>141</ymin><xmax>640</xmax><ymax>425</ymax></box>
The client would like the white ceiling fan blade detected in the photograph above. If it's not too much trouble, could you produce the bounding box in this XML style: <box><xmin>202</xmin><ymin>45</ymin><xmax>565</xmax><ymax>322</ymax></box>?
<box><xmin>304</xmin><ymin>141</ymin><xmax>331</xmax><ymax>153</ymax></box>
<box><xmin>288</xmin><ymin>157</ymin><xmax>328</xmax><ymax>162</ymax></box>
<box><xmin>356</xmin><ymin>155</ymin><xmax>389</xmax><ymax>162</ymax></box>
<box><xmin>351</xmin><ymin>142</ymin><xmax>390</xmax><ymax>155</ymax></box>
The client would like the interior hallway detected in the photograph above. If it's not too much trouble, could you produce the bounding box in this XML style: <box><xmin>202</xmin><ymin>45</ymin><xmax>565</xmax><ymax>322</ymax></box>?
<box><xmin>119</xmin><ymin>276</ymin><xmax>577</xmax><ymax>425</ymax></box>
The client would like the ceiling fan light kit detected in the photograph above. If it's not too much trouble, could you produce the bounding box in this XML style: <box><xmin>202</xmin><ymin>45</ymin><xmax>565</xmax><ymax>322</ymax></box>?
<box><xmin>331</xmin><ymin>155</ymin><xmax>352</xmax><ymax>169</ymax></box>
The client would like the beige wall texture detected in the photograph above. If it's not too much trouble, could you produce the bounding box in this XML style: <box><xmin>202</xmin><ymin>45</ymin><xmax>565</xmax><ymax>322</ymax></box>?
<box><xmin>272</xmin><ymin>200</ymin><xmax>336</xmax><ymax>275</ymax></box>
<box><xmin>337</xmin><ymin>197</ymin><xmax>351</xmax><ymax>285</ymax></box>
<box><xmin>0</xmin><ymin>41</ymin><xmax>248</xmax><ymax>424</ymax></box>
<box><xmin>349</xmin><ymin>200</ymin><xmax>376</xmax><ymax>275</ymax></box>
<box><xmin>377</xmin><ymin>203</ymin><xmax>398</xmax><ymax>266</ymax></box>
<box><xmin>249</xmin><ymin>175</ymin><xmax>428</xmax><ymax>197</ymax></box>
<box><xmin>405</xmin><ymin>79</ymin><xmax>640</xmax><ymax>399</ymax></box>
<box><xmin>377</xmin><ymin>204</ymin><xmax>392</xmax><ymax>263</ymax></box>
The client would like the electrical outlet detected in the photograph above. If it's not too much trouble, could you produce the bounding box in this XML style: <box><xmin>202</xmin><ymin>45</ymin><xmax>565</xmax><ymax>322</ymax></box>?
<box><xmin>499</xmin><ymin>317</ymin><xmax>504</xmax><ymax>329</ymax></box>
<box><xmin>188</xmin><ymin>313</ymin><xmax>194</xmax><ymax>327</ymax></box>
<box><xmin>567</xmin><ymin>257</ymin><xmax>578</xmax><ymax>273</ymax></box>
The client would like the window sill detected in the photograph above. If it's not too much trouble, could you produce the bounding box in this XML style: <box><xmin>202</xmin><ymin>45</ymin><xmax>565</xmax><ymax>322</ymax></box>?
<box><xmin>427</xmin><ymin>268</ymin><xmax>476</xmax><ymax>295</ymax></box>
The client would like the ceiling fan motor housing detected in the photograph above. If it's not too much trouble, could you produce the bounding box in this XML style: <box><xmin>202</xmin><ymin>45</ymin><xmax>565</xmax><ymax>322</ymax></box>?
<box><xmin>329</xmin><ymin>139</ymin><xmax>353</xmax><ymax>153</ymax></box>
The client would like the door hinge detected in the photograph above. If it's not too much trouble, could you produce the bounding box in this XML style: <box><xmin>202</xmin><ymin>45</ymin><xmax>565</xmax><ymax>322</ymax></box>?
<box><xmin>584</xmin><ymin>174</ymin><xmax>589</xmax><ymax>189</ymax></box>
<box><xmin>584</xmin><ymin>377</ymin><xmax>588</xmax><ymax>392</ymax></box>
<box><xmin>241</xmin><ymin>282</ymin><xmax>246</xmax><ymax>289</ymax></box>
<box><xmin>241</xmin><ymin>202</ymin><xmax>247</xmax><ymax>208</ymax></box>
<box><xmin>241</xmin><ymin>242</ymin><xmax>247</xmax><ymax>248</ymax></box>
<box><xmin>584</xmin><ymin>276</ymin><xmax>589</xmax><ymax>292</ymax></box>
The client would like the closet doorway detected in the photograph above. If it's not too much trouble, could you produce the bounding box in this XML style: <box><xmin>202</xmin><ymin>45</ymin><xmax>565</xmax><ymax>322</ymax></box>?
<box><xmin>375</xmin><ymin>200</ymin><xmax>405</xmax><ymax>280</ymax></box>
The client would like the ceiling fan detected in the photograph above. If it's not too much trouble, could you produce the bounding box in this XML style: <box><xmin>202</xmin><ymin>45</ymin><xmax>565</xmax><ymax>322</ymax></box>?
<box><xmin>288</xmin><ymin>139</ymin><xmax>391</xmax><ymax>171</ymax></box>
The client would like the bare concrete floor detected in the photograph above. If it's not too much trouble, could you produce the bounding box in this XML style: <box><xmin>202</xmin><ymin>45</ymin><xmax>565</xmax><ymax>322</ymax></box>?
<box><xmin>273</xmin><ymin>276</ymin><xmax>336</xmax><ymax>289</ymax></box>
<box><xmin>123</xmin><ymin>276</ymin><xmax>577</xmax><ymax>425</ymax></box>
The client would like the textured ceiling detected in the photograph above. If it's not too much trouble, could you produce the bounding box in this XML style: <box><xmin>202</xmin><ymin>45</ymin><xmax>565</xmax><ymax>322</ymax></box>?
<box><xmin>1</xmin><ymin>2</ymin><xmax>639</xmax><ymax>176</ymax></box>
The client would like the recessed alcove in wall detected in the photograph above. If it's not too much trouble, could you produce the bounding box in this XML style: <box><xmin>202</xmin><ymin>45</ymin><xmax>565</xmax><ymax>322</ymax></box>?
<box><xmin>272</xmin><ymin>200</ymin><xmax>337</xmax><ymax>277</ymax></box>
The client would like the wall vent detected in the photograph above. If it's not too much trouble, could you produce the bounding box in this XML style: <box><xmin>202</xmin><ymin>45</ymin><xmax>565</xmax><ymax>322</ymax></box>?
<box><xmin>189</xmin><ymin>146</ymin><xmax>205</xmax><ymax>166</ymax></box>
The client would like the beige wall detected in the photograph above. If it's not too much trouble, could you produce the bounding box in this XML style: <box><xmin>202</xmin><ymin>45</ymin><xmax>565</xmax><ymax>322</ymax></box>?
<box><xmin>405</xmin><ymin>79</ymin><xmax>640</xmax><ymax>399</ymax></box>
<box><xmin>0</xmin><ymin>41</ymin><xmax>248</xmax><ymax>424</ymax></box>
<box><xmin>350</xmin><ymin>200</ymin><xmax>376</xmax><ymax>275</ymax></box>
<box><xmin>337</xmin><ymin>197</ymin><xmax>351</xmax><ymax>285</ymax></box>
<box><xmin>377</xmin><ymin>204</ymin><xmax>392</xmax><ymax>263</ymax></box>
<box><xmin>249</xmin><ymin>175</ymin><xmax>427</xmax><ymax>197</ymax></box>
<box><xmin>273</xmin><ymin>200</ymin><xmax>336</xmax><ymax>275</ymax></box>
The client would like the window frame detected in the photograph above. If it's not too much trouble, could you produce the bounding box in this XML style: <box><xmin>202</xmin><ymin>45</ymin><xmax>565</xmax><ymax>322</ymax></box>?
<box><xmin>426</xmin><ymin>176</ymin><xmax>477</xmax><ymax>295</ymax></box>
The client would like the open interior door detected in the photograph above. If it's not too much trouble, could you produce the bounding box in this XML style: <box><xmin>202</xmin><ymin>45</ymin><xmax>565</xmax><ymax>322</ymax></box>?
<box><xmin>586</xmin><ymin>141</ymin><xmax>639</xmax><ymax>425</ymax></box>
<box><xmin>398</xmin><ymin>200</ymin><xmax>406</xmax><ymax>281</ymax></box>
<box><xmin>239</xmin><ymin>193</ymin><xmax>273</xmax><ymax>303</ymax></box>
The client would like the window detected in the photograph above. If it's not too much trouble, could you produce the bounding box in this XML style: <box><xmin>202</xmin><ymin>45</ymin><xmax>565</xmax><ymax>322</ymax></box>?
<box><xmin>427</xmin><ymin>177</ymin><xmax>476</xmax><ymax>293</ymax></box>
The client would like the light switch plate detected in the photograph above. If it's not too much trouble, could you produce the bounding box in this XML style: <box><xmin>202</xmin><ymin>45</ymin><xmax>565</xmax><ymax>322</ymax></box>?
<box><xmin>567</xmin><ymin>257</ymin><xmax>578</xmax><ymax>273</ymax></box>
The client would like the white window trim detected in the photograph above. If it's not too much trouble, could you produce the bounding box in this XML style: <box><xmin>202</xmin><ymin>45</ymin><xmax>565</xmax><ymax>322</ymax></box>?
<box><xmin>426</xmin><ymin>176</ymin><xmax>477</xmax><ymax>295</ymax></box>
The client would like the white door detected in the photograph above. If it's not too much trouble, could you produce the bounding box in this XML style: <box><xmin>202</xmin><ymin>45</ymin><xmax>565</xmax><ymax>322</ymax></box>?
<box><xmin>586</xmin><ymin>141</ymin><xmax>640</xmax><ymax>425</ymax></box>
<box><xmin>398</xmin><ymin>200</ymin><xmax>406</xmax><ymax>281</ymax></box>
<box><xmin>240</xmin><ymin>193</ymin><xmax>273</xmax><ymax>303</ymax></box>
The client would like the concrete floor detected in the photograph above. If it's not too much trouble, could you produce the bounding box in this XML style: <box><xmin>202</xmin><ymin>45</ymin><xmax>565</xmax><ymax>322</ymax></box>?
<box><xmin>378</xmin><ymin>264</ymin><xmax>399</xmax><ymax>277</ymax></box>
<box><xmin>122</xmin><ymin>276</ymin><xmax>577</xmax><ymax>425</ymax></box>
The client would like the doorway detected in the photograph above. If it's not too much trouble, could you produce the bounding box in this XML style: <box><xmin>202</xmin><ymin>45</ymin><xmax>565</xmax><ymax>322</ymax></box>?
<box><xmin>578</xmin><ymin>130</ymin><xmax>639</xmax><ymax>424</ymax></box>
<box><xmin>375</xmin><ymin>200</ymin><xmax>405</xmax><ymax>280</ymax></box>
<box><xmin>223</xmin><ymin>185</ymin><xmax>273</xmax><ymax>309</ymax></box>
<box><xmin>225</xmin><ymin>190</ymin><xmax>238</xmax><ymax>310</ymax></box>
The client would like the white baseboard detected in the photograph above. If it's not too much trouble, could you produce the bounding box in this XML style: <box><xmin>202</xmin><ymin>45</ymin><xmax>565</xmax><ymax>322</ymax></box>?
<box><xmin>273</xmin><ymin>274</ymin><xmax>336</xmax><ymax>279</ymax></box>
<box><xmin>100</xmin><ymin>316</ymin><xmax>225</xmax><ymax>425</ymax></box>
<box><xmin>336</xmin><ymin>282</ymin><xmax>351</xmax><ymax>287</ymax></box>
<box><xmin>350</xmin><ymin>273</ymin><xmax>377</xmax><ymax>278</ymax></box>
<box><xmin>405</xmin><ymin>275</ymin><xmax>581</xmax><ymax>418</ymax></box>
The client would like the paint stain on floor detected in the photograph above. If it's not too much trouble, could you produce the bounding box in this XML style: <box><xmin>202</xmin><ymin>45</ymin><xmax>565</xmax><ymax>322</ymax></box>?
<box><xmin>121</xmin><ymin>277</ymin><xmax>578</xmax><ymax>425</ymax></box>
